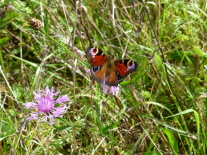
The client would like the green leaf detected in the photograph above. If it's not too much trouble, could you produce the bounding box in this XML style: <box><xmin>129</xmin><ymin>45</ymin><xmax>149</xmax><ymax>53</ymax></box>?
<box><xmin>163</xmin><ymin>129</ymin><xmax>178</xmax><ymax>155</ymax></box>
<box><xmin>53</xmin><ymin>124</ymin><xmax>75</xmax><ymax>131</ymax></box>
<box><xmin>0</xmin><ymin>17</ymin><xmax>16</xmax><ymax>29</ymax></box>
<box><xmin>101</xmin><ymin>123</ymin><xmax>117</xmax><ymax>135</ymax></box>
<box><xmin>0</xmin><ymin>37</ymin><xmax>9</xmax><ymax>46</ymax></box>
<box><xmin>144</xmin><ymin>150</ymin><xmax>162</xmax><ymax>155</ymax></box>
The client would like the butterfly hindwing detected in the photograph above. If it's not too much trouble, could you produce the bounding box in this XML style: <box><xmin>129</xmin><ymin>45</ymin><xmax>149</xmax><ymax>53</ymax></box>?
<box><xmin>115</xmin><ymin>59</ymin><xmax>137</xmax><ymax>78</ymax></box>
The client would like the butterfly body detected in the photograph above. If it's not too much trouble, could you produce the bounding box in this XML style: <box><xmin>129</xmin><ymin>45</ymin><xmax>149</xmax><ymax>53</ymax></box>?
<box><xmin>86</xmin><ymin>47</ymin><xmax>137</xmax><ymax>86</ymax></box>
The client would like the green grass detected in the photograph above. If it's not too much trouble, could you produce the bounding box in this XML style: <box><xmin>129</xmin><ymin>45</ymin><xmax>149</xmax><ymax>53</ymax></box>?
<box><xmin>0</xmin><ymin>0</ymin><xmax>207</xmax><ymax>154</ymax></box>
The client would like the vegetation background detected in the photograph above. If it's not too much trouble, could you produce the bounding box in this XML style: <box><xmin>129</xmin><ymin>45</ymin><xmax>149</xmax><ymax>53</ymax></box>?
<box><xmin>0</xmin><ymin>0</ymin><xmax>207</xmax><ymax>154</ymax></box>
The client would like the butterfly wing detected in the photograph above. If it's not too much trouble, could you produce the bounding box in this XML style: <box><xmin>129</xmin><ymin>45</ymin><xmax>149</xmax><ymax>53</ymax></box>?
<box><xmin>93</xmin><ymin>59</ymin><xmax>137</xmax><ymax>86</ymax></box>
<box><xmin>86</xmin><ymin>47</ymin><xmax>107</xmax><ymax>66</ymax></box>
<box><xmin>86</xmin><ymin>47</ymin><xmax>109</xmax><ymax>84</ymax></box>
<box><xmin>115</xmin><ymin>59</ymin><xmax>138</xmax><ymax>77</ymax></box>
<box><xmin>105</xmin><ymin>59</ymin><xmax>137</xmax><ymax>86</ymax></box>
<box><xmin>86</xmin><ymin>47</ymin><xmax>138</xmax><ymax>86</ymax></box>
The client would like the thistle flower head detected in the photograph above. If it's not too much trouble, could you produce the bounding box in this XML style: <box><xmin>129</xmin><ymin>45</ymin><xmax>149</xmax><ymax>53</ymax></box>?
<box><xmin>102</xmin><ymin>80</ymin><xmax>120</xmax><ymax>96</ymax></box>
<box><xmin>24</xmin><ymin>86</ymin><xmax>69</xmax><ymax>125</ymax></box>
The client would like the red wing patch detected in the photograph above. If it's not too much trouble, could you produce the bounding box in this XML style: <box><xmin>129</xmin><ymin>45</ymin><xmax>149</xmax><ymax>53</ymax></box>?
<box><xmin>115</xmin><ymin>61</ymin><xmax>129</xmax><ymax>77</ymax></box>
<box><xmin>91</xmin><ymin>54</ymin><xmax>107</xmax><ymax>66</ymax></box>
<box><xmin>86</xmin><ymin>47</ymin><xmax>137</xmax><ymax>86</ymax></box>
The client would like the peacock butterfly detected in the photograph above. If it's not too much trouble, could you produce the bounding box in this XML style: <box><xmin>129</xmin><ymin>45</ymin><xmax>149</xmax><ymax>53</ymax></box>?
<box><xmin>86</xmin><ymin>47</ymin><xmax>137</xmax><ymax>86</ymax></box>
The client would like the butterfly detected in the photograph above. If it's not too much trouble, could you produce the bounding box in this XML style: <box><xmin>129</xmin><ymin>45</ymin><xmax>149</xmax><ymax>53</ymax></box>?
<box><xmin>86</xmin><ymin>47</ymin><xmax>138</xmax><ymax>86</ymax></box>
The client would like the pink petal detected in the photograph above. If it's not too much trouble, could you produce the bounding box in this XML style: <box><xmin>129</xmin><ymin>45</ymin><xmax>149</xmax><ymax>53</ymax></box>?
<box><xmin>109</xmin><ymin>86</ymin><xmax>119</xmax><ymax>96</ymax></box>
<box><xmin>28</xmin><ymin>112</ymin><xmax>39</xmax><ymax>120</ymax></box>
<box><xmin>56</xmin><ymin>95</ymin><xmax>69</xmax><ymax>104</ymax></box>
<box><xmin>85</xmin><ymin>69</ymin><xmax>91</xmax><ymax>75</ymax></box>
<box><xmin>24</xmin><ymin>102</ymin><xmax>37</xmax><ymax>109</ymax></box>
<box><xmin>102</xmin><ymin>80</ymin><xmax>108</xmax><ymax>93</ymax></box>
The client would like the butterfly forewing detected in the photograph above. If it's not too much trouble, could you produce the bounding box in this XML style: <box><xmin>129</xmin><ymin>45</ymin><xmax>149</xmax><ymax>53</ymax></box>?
<box><xmin>86</xmin><ymin>47</ymin><xmax>107</xmax><ymax>66</ymax></box>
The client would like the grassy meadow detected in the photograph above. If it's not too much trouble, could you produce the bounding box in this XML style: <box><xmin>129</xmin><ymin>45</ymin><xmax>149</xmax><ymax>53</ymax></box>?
<box><xmin>0</xmin><ymin>0</ymin><xmax>207</xmax><ymax>154</ymax></box>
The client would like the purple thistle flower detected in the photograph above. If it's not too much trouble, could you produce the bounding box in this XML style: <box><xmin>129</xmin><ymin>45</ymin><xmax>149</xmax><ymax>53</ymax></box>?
<box><xmin>24</xmin><ymin>86</ymin><xmax>69</xmax><ymax>125</ymax></box>
<box><xmin>109</xmin><ymin>86</ymin><xmax>120</xmax><ymax>96</ymax></box>
<box><xmin>85</xmin><ymin>69</ymin><xmax>91</xmax><ymax>75</ymax></box>
<box><xmin>102</xmin><ymin>80</ymin><xmax>108</xmax><ymax>94</ymax></box>
<box><xmin>102</xmin><ymin>80</ymin><xmax>120</xmax><ymax>96</ymax></box>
